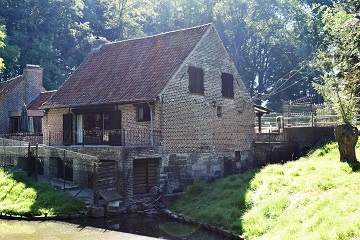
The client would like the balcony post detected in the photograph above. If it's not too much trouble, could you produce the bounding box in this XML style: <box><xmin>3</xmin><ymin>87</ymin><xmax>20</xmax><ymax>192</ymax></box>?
<box><xmin>146</xmin><ymin>101</ymin><xmax>154</xmax><ymax>146</ymax></box>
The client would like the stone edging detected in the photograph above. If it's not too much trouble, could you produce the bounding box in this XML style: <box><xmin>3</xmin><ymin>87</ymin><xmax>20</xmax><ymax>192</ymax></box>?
<box><xmin>159</xmin><ymin>209</ymin><xmax>244</xmax><ymax>240</ymax></box>
<box><xmin>0</xmin><ymin>212</ymin><xmax>89</xmax><ymax>221</ymax></box>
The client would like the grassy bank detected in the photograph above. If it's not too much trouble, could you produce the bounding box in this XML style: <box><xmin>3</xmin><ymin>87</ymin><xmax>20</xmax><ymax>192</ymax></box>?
<box><xmin>0</xmin><ymin>168</ymin><xmax>86</xmax><ymax>216</ymax></box>
<box><xmin>172</xmin><ymin>142</ymin><xmax>360</xmax><ymax>239</ymax></box>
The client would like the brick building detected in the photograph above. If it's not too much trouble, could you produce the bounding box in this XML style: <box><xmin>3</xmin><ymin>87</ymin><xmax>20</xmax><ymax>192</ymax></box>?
<box><xmin>0</xmin><ymin>65</ymin><xmax>46</xmax><ymax>134</ymax></box>
<box><xmin>41</xmin><ymin>24</ymin><xmax>255</xmax><ymax>200</ymax></box>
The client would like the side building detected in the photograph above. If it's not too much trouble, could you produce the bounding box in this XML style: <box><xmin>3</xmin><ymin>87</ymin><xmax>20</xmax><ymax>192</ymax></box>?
<box><xmin>0</xmin><ymin>65</ymin><xmax>46</xmax><ymax>134</ymax></box>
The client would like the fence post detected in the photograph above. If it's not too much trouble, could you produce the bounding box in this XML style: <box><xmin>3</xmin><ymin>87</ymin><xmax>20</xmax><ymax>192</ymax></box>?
<box><xmin>2</xmin><ymin>136</ymin><xmax>5</xmax><ymax>157</ymax></box>
<box><xmin>35</xmin><ymin>144</ymin><xmax>38</xmax><ymax>181</ymax></box>
<box><xmin>311</xmin><ymin>112</ymin><xmax>314</xmax><ymax>128</ymax></box>
<box><xmin>63</xmin><ymin>150</ymin><xmax>66</xmax><ymax>191</ymax></box>
<box><xmin>93</xmin><ymin>162</ymin><xmax>99</xmax><ymax>206</ymax></box>
<box><xmin>268</xmin><ymin>129</ymin><xmax>272</xmax><ymax>163</ymax></box>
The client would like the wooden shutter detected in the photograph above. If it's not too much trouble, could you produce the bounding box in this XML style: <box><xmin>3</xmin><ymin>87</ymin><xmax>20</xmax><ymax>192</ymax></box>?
<box><xmin>63</xmin><ymin>114</ymin><xmax>73</xmax><ymax>146</ymax></box>
<box><xmin>188</xmin><ymin>66</ymin><xmax>196</xmax><ymax>93</ymax></box>
<box><xmin>109</xmin><ymin>110</ymin><xmax>121</xmax><ymax>146</ymax></box>
<box><xmin>133</xmin><ymin>158</ymin><xmax>159</xmax><ymax>195</ymax></box>
<box><xmin>228</xmin><ymin>75</ymin><xmax>234</xmax><ymax>98</ymax></box>
<box><xmin>188</xmin><ymin>66</ymin><xmax>204</xmax><ymax>94</ymax></box>
<box><xmin>222</xmin><ymin>73</ymin><xmax>228</xmax><ymax>97</ymax></box>
<box><xmin>222</xmin><ymin>73</ymin><xmax>234</xmax><ymax>98</ymax></box>
<box><xmin>196</xmin><ymin>68</ymin><xmax>204</xmax><ymax>94</ymax></box>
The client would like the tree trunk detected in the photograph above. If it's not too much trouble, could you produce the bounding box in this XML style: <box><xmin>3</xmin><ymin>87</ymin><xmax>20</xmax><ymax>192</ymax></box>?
<box><xmin>334</xmin><ymin>124</ymin><xmax>359</xmax><ymax>163</ymax></box>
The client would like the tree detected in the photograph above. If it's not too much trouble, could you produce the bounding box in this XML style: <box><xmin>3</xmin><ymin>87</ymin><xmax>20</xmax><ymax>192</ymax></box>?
<box><xmin>0</xmin><ymin>0</ymin><xmax>91</xmax><ymax>89</ymax></box>
<box><xmin>0</xmin><ymin>26</ymin><xmax>5</xmax><ymax>72</ymax></box>
<box><xmin>84</xmin><ymin>0</ymin><xmax>157</xmax><ymax>41</ymax></box>
<box><xmin>213</xmin><ymin>0</ymin><xmax>317</xmax><ymax>110</ymax></box>
<box><xmin>313</xmin><ymin>5</ymin><xmax>360</xmax><ymax>163</ymax></box>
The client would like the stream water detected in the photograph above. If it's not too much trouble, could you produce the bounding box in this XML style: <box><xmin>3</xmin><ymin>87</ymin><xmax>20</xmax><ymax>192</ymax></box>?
<box><xmin>66</xmin><ymin>213</ymin><xmax>231</xmax><ymax>239</ymax></box>
<box><xmin>0</xmin><ymin>214</ymin><xmax>232</xmax><ymax>240</ymax></box>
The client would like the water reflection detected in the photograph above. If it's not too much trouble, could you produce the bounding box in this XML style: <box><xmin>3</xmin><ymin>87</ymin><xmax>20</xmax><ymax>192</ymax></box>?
<box><xmin>0</xmin><ymin>214</ymin><xmax>231</xmax><ymax>240</ymax></box>
<box><xmin>159</xmin><ymin>223</ymin><xmax>199</xmax><ymax>238</ymax></box>
<box><xmin>66</xmin><ymin>214</ymin><xmax>230</xmax><ymax>240</ymax></box>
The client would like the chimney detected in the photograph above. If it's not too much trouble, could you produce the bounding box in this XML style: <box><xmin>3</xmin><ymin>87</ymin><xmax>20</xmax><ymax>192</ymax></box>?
<box><xmin>23</xmin><ymin>64</ymin><xmax>45</xmax><ymax>104</ymax></box>
<box><xmin>91</xmin><ymin>36</ymin><xmax>108</xmax><ymax>51</ymax></box>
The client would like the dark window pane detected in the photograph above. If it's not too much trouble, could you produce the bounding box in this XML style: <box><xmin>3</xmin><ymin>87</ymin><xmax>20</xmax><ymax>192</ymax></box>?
<box><xmin>137</xmin><ymin>104</ymin><xmax>151</xmax><ymax>122</ymax></box>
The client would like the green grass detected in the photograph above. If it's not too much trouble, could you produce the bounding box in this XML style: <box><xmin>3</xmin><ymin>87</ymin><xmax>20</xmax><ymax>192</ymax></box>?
<box><xmin>171</xmin><ymin>141</ymin><xmax>360</xmax><ymax>239</ymax></box>
<box><xmin>0</xmin><ymin>168</ymin><xmax>86</xmax><ymax>216</ymax></box>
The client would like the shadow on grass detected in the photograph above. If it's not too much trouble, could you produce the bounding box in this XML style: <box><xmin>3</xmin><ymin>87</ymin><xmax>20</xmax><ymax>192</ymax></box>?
<box><xmin>170</xmin><ymin>169</ymin><xmax>260</xmax><ymax>236</ymax></box>
<box><xmin>2</xmin><ymin>169</ymin><xmax>85</xmax><ymax>216</ymax></box>
<box><xmin>347</xmin><ymin>161</ymin><xmax>360</xmax><ymax>172</ymax></box>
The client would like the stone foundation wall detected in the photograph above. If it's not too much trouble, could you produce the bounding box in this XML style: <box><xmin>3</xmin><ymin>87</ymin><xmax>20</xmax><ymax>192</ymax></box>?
<box><xmin>0</xmin><ymin>141</ymin><xmax>252</xmax><ymax>204</ymax></box>
<box><xmin>254</xmin><ymin>126</ymin><xmax>335</xmax><ymax>167</ymax></box>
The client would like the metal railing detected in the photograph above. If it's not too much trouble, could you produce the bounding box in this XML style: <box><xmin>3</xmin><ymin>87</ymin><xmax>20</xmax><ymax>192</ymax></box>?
<box><xmin>1</xmin><ymin>129</ymin><xmax>162</xmax><ymax>147</ymax></box>
<box><xmin>44</xmin><ymin>129</ymin><xmax>162</xmax><ymax>147</ymax></box>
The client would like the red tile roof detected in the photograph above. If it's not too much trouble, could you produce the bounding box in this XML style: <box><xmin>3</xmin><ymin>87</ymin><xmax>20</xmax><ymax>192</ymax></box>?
<box><xmin>0</xmin><ymin>76</ymin><xmax>24</xmax><ymax>102</ymax></box>
<box><xmin>27</xmin><ymin>91</ymin><xmax>57</xmax><ymax>110</ymax></box>
<box><xmin>43</xmin><ymin>24</ymin><xmax>212</xmax><ymax>108</ymax></box>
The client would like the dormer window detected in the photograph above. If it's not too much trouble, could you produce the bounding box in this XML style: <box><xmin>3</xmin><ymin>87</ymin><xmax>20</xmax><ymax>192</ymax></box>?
<box><xmin>222</xmin><ymin>73</ymin><xmax>234</xmax><ymax>98</ymax></box>
<box><xmin>188</xmin><ymin>66</ymin><xmax>204</xmax><ymax>94</ymax></box>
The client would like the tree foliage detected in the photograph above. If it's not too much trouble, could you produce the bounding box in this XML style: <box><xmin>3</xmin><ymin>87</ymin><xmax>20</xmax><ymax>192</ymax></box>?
<box><xmin>0</xmin><ymin>0</ymin><xmax>91</xmax><ymax>89</ymax></box>
<box><xmin>0</xmin><ymin>0</ymin><xmax>355</xmax><ymax>112</ymax></box>
<box><xmin>213</xmin><ymin>0</ymin><xmax>321</xmax><ymax>109</ymax></box>
<box><xmin>312</xmin><ymin>3</ymin><xmax>360</xmax><ymax>163</ymax></box>
<box><xmin>0</xmin><ymin>26</ymin><xmax>5</xmax><ymax>72</ymax></box>
<box><xmin>313</xmin><ymin>6</ymin><xmax>360</xmax><ymax>125</ymax></box>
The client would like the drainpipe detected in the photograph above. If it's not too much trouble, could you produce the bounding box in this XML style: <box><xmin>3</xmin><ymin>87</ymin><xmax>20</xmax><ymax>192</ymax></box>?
<box><xmin>146</xmin><ymin>101</ymin><xmax>154</xmax><ymax>146</ymax></box>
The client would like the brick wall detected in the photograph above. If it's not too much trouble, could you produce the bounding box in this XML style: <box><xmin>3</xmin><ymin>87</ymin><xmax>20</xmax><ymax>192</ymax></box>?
<box><xmin>43</xmin><ymin>108</ymin><xmax>70</xmax><ymax>145</ymax></box>
<box><xmin>159</xmin><ymin>27</ymin><xmax>255</xmax><ymax>189</ymax></box>
<box><xmin>116</xmin><ymin>103</ymin><xmax>161</xmax><ymax>131</ymax></box>
<box><xmin>0</xmin><ymin>65</ymin><xmax>45</xmax><ymax>133</ymax></box>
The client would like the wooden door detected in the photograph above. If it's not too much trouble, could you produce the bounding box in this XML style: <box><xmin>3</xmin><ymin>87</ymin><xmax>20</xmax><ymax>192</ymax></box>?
<box><xmin>109</xmin><ymin>110</ymin><xmax>121</xmax><ymax>146</ymax></box>
<box><xmin>63</xmin><ymin>114</ymin><xmax>73</xmax><ymax>146</ymax></box>
<box><xmin>133</xmin><ymin>158</ymin><xmax>159</xmax><ymax>194</ymax></box>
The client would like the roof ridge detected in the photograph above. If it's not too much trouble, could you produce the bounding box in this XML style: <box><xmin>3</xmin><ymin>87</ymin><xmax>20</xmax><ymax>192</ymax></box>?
<box><xmin>106</xmin><ymin>23</ymin><xmax>213</xmax><ymax>46</ymax></box>
<box><xmin>40</xmin><ymin>90</ymin><xmax>57</xmax><ymax>94</ymax></box>
<box><xmin>0</xmin><ymin>75</ymin><xmax>23</xmax><ymax>84</ymax></box>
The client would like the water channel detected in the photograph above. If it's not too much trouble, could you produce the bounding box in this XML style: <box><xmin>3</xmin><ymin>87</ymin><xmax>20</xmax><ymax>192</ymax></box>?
<box><xmin>0</xmin><ymin>214</ymin><xmax>232</xmax><ymax>239</ymax></box>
